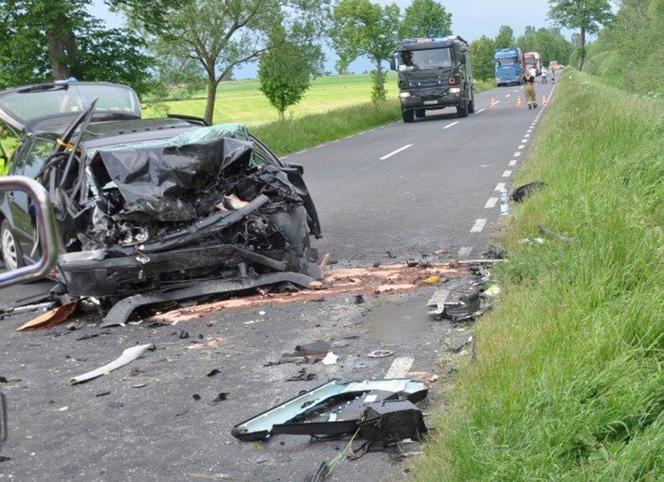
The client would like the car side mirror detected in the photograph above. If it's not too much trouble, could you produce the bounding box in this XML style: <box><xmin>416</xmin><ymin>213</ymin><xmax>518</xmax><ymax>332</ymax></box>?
<box><xmin>0</xmin><ymin>176</ymin><xmax>59</xmax><ymax>288</ymax></box>
<box><xmin>389</xmin><ymin>58</ymin><xmax>396</xmax><ymax>71</ymax></box>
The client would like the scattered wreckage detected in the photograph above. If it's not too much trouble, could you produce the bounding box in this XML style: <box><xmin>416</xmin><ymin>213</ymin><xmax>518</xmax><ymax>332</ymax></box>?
<box><xmin>0</xmin><ymin>81</ymin><xmax>321</xmax><ymax>320</ymax></box>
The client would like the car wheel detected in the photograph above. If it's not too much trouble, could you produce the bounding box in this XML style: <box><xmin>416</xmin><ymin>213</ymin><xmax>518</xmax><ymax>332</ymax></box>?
<box><xmin>415</xmin><ymin>109</ymin><xmax>426</xmax><ymax>119</ymax></box>
<box><xmin>468</xmin><ymin>99</ymin><xmax>475</xmax><ymax>114</ymax></box>
<box><xmin>1</xmin><ymin>220</ymin><xmax>24</xmax><ymax>270</ymax></box>
<box><xmin>402</xmin><ymin>109</ymin><xmax>415</xmax><ymax>123</ymax></box>
<box><xmin>456</xmin><ymin>101</ymin><xmax>469</xmax><ymax>118</ymax></box>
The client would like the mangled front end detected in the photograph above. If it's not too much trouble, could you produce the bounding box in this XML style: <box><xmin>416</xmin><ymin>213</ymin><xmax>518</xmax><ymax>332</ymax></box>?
<box><xmin>56</xmin><ymin>126</ymin><xmax>321</xmax><ymax>301</ymax></box>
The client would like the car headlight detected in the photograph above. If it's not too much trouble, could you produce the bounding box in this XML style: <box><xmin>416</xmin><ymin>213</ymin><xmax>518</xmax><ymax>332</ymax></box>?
<box><xmin>449</xmin><ymin>87</ymin><xmax>461</xmax><ymax>94</ymax></box>
<box><xmin>399</xmin><ymin>92</ymin><xmax>411</xmax><ymax>99</ymax></box>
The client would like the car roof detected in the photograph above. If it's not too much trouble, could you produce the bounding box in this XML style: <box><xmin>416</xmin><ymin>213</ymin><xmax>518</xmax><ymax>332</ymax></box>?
<box><xmin>0</xmin><ymin>81</ymin><xmax>141</xmax><ymax>134</ymax></box>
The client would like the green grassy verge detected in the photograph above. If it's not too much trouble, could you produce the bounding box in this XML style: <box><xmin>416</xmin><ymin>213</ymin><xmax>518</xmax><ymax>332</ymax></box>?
<box><xmin>414</xmin><ymin>71</ymin><xmax>664</xmax><ymax>480</ymax></box>
<box><xmin>251</xmin><ymin>99</ymin><xmax>401</xmax><ymax>156</ymax></box>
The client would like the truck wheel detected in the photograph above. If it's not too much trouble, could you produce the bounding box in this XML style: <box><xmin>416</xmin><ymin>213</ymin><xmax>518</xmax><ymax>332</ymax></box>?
<box><xmin>402</xmin><ymin>110</ymin><xmax>415</xmax><ymax>123</ymax></box>
<box><xmin>1</xmin><ymin>220</ymin><xmax>24</xmax><ymax>271</ymax></box>
<box><xmin>456</xmin><ymin>101</ymin><xmax>469</xmax><ymax>118</ymax></box>
<box><xmin>468</xmin><ymin>99</ymin><xmax>475</xmax><ymax>114</ymax></box>
<box><xmin>415</xmin><ymin>109</ymin><xmax>426</xmax><ymax>119</ymax></box>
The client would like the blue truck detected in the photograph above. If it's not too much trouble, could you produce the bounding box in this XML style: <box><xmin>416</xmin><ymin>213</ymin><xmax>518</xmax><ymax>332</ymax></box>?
<box><xmin>494</xmin><ymin>48</ymin><xmax>524</xmax><ymax>87</ymax></box>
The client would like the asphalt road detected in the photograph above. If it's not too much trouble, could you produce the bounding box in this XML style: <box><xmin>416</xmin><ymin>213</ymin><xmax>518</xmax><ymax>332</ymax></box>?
<box><xmin>0</xmin><ymin>80</ymin><xmax>556</xmax><ymax>482</ymax></box>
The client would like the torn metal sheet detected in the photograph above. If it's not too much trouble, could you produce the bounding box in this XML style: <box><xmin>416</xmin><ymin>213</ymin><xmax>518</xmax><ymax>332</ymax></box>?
<box><xmin>101</xmin><ymin>272</ymin><xmax>316</xmax><ymax>327</ymax></box>
<box><xmin>69</xmin><ymin>343</ymin><xmax>154</xmax><ymax>385</ymax></box>
<box><xmin>427</xmin><ymin>278</ymin><xmax>483</xmax><ymax>321</ymax></box>
<box><xmin>231</xmin><ymin>379</ymin><xmax>428</xmax><ymax>442</ymax></box>
<box><xmin>16</xmin><ymin>302</ymin><xmax>77</xmax><ymax>331</ymax></box>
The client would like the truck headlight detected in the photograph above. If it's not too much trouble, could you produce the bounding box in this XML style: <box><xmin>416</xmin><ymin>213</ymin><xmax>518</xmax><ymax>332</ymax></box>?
<box><xmin>399</xmin><ymin>92</ymin><xmax>411</xmax><ymax>99</ymax></box>
<box><xmin>449</xmin><ymin>87</ymin><xmax>461</xmax><ymax>94</ymax></box>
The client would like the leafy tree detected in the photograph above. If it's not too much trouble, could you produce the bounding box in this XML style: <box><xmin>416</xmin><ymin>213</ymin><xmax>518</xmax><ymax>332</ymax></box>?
<box><xmin>330</xmin><ymin>0</ymin><xmax>400</xmax><ymax>102</ymax></box>
<box><xmin>470</xmin><ymin>35</ymin><xmax>496</xmax><ymax>81</ymax></box>
<box><xmin>495</xmin><ymin>25</ymin><xmax>515</xmax><ymax>49</ymax></box>
<box><xmin>548</xmin><ymin>0</ymin><xmax>613</xmax><ymax>70</ymax></box>
<box><xmin>400</xmin><ymin>0</ymin><xmax>452</xmax><ymax>39</ymax></box>
<box><xmin>0</xmin><ymin>0</ymin><xmax>168</xmax><ymax>95</ymax></box>
<box><xmin>258</xmin><ymin>40</ymin><xmax>320</xmax><ymax>119</ymax></box>
<box><xmin>128</xmin><ymin>0</ymin><xmax>328</xmax><ymax>124</ymax></box>
<box><xmin>516</xmin><ymin>26</ymin><xmax>574</xmax><ymax>65</ymax></box>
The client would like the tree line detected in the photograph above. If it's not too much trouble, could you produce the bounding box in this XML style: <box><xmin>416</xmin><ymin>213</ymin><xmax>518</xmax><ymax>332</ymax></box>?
<box><xmin>1</xmin><ymin>0</ymin><xmax>608</xmax><ymax>124</ymax></box>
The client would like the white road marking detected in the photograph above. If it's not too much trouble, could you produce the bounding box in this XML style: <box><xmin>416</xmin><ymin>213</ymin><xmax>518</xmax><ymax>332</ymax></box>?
<box><xmin>385</xmin><ymin>357</ymin><xmax>415</xmax><ymax>379</ymax></box>
<box><xmin>521</xmin><ymin>138</ymin><xmax>528</xmax><ymax>143</ymax></box>
<box><xmin>503</xmin><ymin>170</ymin><xmax>512</xmax><ymax>177</ymax></box>
<box><xmin>505</xmin><ymin>94</ymin><xmax>511</xmax><ymax>98</ymax></box>
<box><xmin>495</xmin><ymin>182</ymin><xmax>506</xmax><ymax>191</ymax></box>
<box><xmin>518</xmin><ymin>144</ymin><xmax>526</xmax><ymax>150</ymax></box>
<box><xmin>514</xmin><ymin>151</ymin><xmax>522</xmax><ymax>157</ymax></box>
<box><xmin>525</xmin><ymin>133</ymin><xmax>531</xmax><ymax>137</ymax></box>
<box><xmin>470</xmin><ymin>218</ymin><xmax>487</xmax><ymax>233</ymax></box>
<box><xmin>477</xmin><ymin>108</ymin><xmax>486</xmax><ymax>113</ymax></box>
<box><xmin>443</xmin><ymin>121</ymin><xmax>459</xmax><ymax>130</ymax></box>
<box><xmin>509</xmin><ymin>160</ymin><xmax>517</xmax><ymax>166</ymax></box>
<box><xmin>379</xmin><ymin>144</ymin><xmax>413</xmax><ymax>160</ymax></box>
<box><xmin>458</xmin><ymin>246</ymin><xmax>473</xmax><ymax>258</ymax></box>
<box><xmin>493</xmin><ymin>99</ymin><xmax>502</xmax><ymax>105</ymax></box>
<box><xmin>484</xmin><ymin>197</ymin><xmax>498</xmax><ymax>209</ymax></box>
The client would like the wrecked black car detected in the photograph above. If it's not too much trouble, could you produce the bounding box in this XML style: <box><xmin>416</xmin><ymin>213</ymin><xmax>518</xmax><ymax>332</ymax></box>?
<box><xmin>0</xmin><ymin>81</ymin><xmax>321</xmax><ymax>313</ymax></box>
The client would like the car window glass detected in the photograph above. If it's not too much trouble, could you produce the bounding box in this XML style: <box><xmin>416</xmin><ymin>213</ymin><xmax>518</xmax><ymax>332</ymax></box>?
<box><xmin>21</xmin><ymin>138</ymin><xmax>55</xmax><ymax>178</ymax></box>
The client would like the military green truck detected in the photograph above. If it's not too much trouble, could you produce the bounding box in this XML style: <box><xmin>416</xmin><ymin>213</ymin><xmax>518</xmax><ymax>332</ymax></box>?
<box><xmin>390</xmin><ymin>36</ymin><xmax>475</xmax><ymax>122</ymax></box>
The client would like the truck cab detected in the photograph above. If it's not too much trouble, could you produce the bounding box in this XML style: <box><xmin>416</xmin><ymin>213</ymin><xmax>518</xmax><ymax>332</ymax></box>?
<box><xmin>494</xmin><ymin>48</ymin><xmax>525</xmax><ymax>86</ymax></box>
<box><xmin>391</xmin><ymin>36</ymin><xmax>475</xmax><ymax>122</ymax></box>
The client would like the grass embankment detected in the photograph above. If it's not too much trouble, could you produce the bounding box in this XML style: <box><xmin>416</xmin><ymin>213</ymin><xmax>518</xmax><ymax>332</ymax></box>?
<box><xmin>415</xmin><ymin>71</ymin><xmax>664</xmax><ymax>480</ymax></box>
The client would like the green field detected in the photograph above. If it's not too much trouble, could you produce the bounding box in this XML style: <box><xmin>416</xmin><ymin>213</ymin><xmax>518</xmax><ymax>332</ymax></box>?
<box><xmin>145</xmin><ymin>73</ymin><xmax>399</xmax><ymax>125</ymax></box>
<box><xmin>414</xmin><ymin>71</ymin><xmax>664</xmax><ymax>480</ymax></box>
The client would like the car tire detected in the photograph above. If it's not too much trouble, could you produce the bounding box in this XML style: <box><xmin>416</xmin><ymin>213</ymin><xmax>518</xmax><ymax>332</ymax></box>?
<box><xmin>456</xmin><ymin>101</ymin><xmax>469</xmax><ymax>118</ymax></box>
<box><xmin>415</xmin><ymin>109</ymin><xmax>426</xmax><ymax>119</ymax></box>
<box><xmin>468</xmin><ymin>99</ymin><xmax>475</xmax><ymax>114</ymax></box>
<box><xmin>402</xmin><ymin>109</ymin><xmax>415</xmax><ymax>123</ymax></box>
<box><xmin>1</xmin><ymin>220</ymin><xmax>25</xmax><ymax>271</ymax></box>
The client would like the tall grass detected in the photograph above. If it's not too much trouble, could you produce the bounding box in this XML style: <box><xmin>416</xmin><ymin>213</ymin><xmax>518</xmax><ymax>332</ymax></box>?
<box><xmin>252</xmin><ymin>100</ymin><xmax>401</xmax><ymax>155</ymax></box>
<box><xmin>414</xmin><ymin>71</ymin><xmax>664</xmax><ymax>480</ymax></box>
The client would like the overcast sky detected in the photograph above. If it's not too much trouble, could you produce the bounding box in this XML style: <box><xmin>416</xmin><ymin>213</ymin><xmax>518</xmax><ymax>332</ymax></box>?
<box><xmin>92</xmin><ymin>0</ymin><xmax>559</xmax><ymax>78</ymax></box>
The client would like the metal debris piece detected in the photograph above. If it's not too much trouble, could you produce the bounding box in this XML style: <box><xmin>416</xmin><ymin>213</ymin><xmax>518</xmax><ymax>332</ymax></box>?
<box><xmin>321</xmin><ymin>352</ymin><xmax>339</xmax><ymax>365</ymax></box>
<box><xmin>427</xmin><ymin>278</ymin><xmax>483</xmax><ymax>321</ymax></box>
<box><xmin>358</xmin><ymin>399</ymin><xmax>427</xmax><ymax>447</ymax></box>
<box><xmin>16</xmin><ymin>302</ymin><xmax>78</xmax><ymax>332</ymax></box>
<box><xmin>538</xmin><ymin>225</ymin><xmax>576</xmax><ymax>243</ymax></box>
<box><xmin>231</xmin><ymin>379</ymin><xmax>428</xmax><ymax>442</ymax></box>
<box><xmin>367</xmin><ymin>350</ymin><xmax>394</xmax><ymax>359</ymax></box>
<box><xmin>69</xmin><ymin>344</ymin><xmax>154</xmax><ymax>385</ymax></box>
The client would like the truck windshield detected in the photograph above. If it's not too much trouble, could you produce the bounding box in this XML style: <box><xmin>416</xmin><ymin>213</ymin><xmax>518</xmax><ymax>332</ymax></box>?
<box><xmin>399</xmin><ymin>48</ymin><xmax>453</xmax><ymax>70</ymax></box>
<box><xmin>496</xmin><ymin>58</ymin><xmax>516</xmax><ymax>67</ymax></box>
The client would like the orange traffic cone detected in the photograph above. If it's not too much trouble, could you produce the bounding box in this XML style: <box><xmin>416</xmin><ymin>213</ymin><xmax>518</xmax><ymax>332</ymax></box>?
<box><xmin>490</xmin><ymin>98</ymin><xmax>497</xmax><ymax>109</ymax></box>
<box><xmin>542</xmin><ymin>95</ymin><xmax>548</xmax><ymax>106</ymax></box>
<box><xmin>517</xmin><ymin>97</ymin><xmax>523</xmax><ymax>108</ymax></box>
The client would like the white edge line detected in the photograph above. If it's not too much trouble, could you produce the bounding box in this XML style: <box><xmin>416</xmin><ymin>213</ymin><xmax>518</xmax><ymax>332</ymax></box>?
<box><xmin>443</xmin><ymin>121</ymin><xmax>460</xmax><ymax>130</ymax></box>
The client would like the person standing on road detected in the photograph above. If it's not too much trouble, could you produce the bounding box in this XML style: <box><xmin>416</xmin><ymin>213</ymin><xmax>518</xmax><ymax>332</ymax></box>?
<box><xmin>522</xmin><ymin>70</ymin><xmax>538</xmax><ymax>109</ymax></box>
<box><xmin>541</xmin><ymin>67</ymin><xmax>548</xmax><ymax>84</ymax></box>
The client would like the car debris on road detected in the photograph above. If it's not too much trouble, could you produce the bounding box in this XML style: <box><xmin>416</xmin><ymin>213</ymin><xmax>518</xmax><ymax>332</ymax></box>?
<box><xmin>69</xmin><ymin>343</ymin><xmax>154</xmax><ymax>385</ymax></box>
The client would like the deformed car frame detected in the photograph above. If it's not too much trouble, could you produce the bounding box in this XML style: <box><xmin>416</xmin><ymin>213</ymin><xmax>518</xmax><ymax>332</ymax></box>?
<box><xmin>0</xmin><ymin>81</ymin><xmax>322</xmax><ymax>317</ymax></box>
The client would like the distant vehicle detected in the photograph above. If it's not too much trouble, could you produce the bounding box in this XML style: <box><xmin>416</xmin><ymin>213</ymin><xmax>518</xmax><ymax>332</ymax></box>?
<box><xmin>390</xmin><ymin>35</ymin><xmax>475</xmax><ymax>122</ymax></box>
<box><xmin>524</xmin><ymin>52</ymin><xmax>542</xmax><ymax>76</ymax></box>
<box><xmin>494</xmin><ymin>48</ymin><xmax>525</xmax><ymax>86</ymax></box>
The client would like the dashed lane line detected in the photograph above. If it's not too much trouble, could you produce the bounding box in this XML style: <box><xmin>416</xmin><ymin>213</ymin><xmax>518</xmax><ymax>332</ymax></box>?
<box><xmin>509</xmin><ymin>160</ymin><xmax>517</xmax><ymax>167</ymax></box>
<box><xmin>385</xmin><ymin>357</ymin><xmax>415</xmax><ymax>379</ymax></box>
<box><xmin>514</xmin><ymin>151</ymin><xmax>522</xmax><ymax>157</ymax></box>
<box><xmin>484</xmin><ymin>197</ymin><xmax>498</xmax><ymax>209</ymax></box>
<box><xmin>470</xmin><ymin>218</ymin><xmax>487</xmax><ymax>233</ymax></box>
<box><xmin>503</xmin><ymin>170</ymin><xmax>512</xmax><ymax>178</ymax></box>
<box><xmin>458</xmin><ymin>246</ymin><xmax>473</xmax><ymax>258</ymax></box>
<box><xmin>495</xmin><ymin>182</ymin><xmax>506</xmax><ymax>191</ymax></box>
<box><xmin>379</xmin><ymin>144</ymin><xmax>413</xmax><ymax>160</ymax></box>
<box><xmin>443</xmin><ymin>121</ymin><xmax>460</xmax><ymax>130</ymax></box>
<box><xmin>518</xmin><ymin>144</ymin><xmax>526</xmax><ymax>149</ymax></box>
<box><xmin>477</xmin><ymin>108</ymin><xmax>486</xmax><ymax>113</ymax></box>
